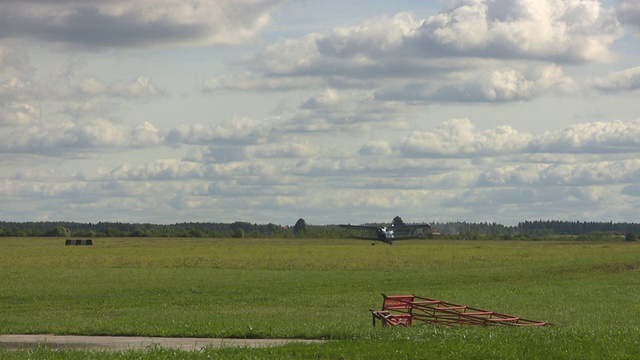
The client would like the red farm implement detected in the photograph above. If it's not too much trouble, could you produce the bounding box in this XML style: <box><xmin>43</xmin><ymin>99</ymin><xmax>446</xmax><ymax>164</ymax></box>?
<box><xmin>371</xmin><ymin>294</ymin><xmax>548</xmax><ymax>327</ymax></box>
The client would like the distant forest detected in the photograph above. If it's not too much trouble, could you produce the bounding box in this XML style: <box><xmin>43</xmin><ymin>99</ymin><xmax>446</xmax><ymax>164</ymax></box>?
<box><xmin>1</xmin><ymin>219</ymin><xmax>639</xmax><ymax>240</ymax></box>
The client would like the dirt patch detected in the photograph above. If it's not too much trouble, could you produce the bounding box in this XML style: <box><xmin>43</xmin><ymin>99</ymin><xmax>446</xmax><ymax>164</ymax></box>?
<box><xmin>601</xmin><ymin>262</ymin><xmax>640</xmax><ymax>273</ymax></box>
<box><xmin>0</xmin><ymin>334</ymin><xmax>324</xmax><ymax>351</ymax></box>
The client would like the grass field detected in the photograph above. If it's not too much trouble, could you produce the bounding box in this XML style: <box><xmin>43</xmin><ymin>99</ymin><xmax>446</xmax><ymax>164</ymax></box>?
<box><xmin>1</xmin><ymin>237</ymin><xmax>639</xmax><ymax>359</ymax></box>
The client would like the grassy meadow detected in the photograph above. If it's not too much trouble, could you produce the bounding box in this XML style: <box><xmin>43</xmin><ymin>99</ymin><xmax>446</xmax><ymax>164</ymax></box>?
<box><xmin>1</xmin><ymin>237</ymin><xmax>639</xmax><ymax>359</ymax></box>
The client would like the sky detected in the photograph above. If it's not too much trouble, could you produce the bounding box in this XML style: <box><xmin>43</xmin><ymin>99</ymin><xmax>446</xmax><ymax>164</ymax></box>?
<box><xmin>2</xmin><ymin>0</ymin><xmax>640</xmax><ymax>226</ymax></box>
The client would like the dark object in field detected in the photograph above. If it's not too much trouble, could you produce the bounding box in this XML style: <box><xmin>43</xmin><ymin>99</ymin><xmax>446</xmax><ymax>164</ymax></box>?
<box><xmin>371</xmin><ymin>294</ymin><xmax>548</xmax><ymax>327</ymax></box>
<box><xmin>65</xmin><ymin>239</ymin><xmax>93</xmax><ymax>246</ymax></box>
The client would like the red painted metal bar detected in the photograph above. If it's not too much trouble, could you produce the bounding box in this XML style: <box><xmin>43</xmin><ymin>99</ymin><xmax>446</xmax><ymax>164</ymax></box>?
<box><xmin>371</xmin><ymin>294</ymin><xmax>548</xmax><ymax>328</ymax></box>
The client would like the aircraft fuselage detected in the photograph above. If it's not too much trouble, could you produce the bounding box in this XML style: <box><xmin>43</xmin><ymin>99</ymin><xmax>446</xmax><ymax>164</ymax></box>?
<box><xmin>377</xmin><ymin>227</ymin><xmax>395</xmax><ymax>244</ymax></box>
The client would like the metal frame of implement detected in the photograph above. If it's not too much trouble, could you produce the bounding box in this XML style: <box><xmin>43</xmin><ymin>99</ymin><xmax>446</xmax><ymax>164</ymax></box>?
<box><xmin>371</xmin><ymin>294</ymin><xmax>548</xmax><ymax>327</ymax></box>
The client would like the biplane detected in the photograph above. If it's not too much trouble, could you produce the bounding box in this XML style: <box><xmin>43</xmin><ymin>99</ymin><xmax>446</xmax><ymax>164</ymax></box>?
<box><xmin>339</xmin><ymin>218</ymin><xmax>430</xmax><ymax>244</ymax></box>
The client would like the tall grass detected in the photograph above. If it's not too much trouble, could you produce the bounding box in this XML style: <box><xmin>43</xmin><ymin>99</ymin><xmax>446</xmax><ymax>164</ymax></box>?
<box><xmin>1</xmin><ymin>237</ymin><xmax>640</xmax><ymax>358</ymax></box>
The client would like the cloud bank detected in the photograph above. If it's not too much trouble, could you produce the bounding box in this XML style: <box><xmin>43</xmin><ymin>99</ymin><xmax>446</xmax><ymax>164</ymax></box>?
<box><xmin>2</xmin><ymin>0</ymin><xmax>640</xmax><ymax>225</ymax></box>
<box><xmin>0</xmin><ymin>0</ymin><xmax>289</xmax><ymax>48</ymax></box>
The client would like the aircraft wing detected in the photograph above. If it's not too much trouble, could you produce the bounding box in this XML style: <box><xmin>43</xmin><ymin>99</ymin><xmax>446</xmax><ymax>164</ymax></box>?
<box><xmin>389</xmin><ymin>223</ymin><xmax>431</xmax><ymax>237</ymax></box>
<box><xmin>339</xmin><ymin>223</ymin><xmax>430</xmax><ymax>229</ymax></box>
<box><xmin>338</xmin><ymin>225</ymin><xmax>381</xmax><ymax>241</ymax></box>
<box><xmin>339</xmin><ymin>225</ymin><xmax>380</xmax><ymax>230</ymax></box>
<box><xmin>339</xmin><ymin>223</ymin><xmax>431</xmax><ymax>242</ymax></box>
<box><xmin>392</xmin><ymin>223</ymin><xmax>431</xmax><ymax>229</ymax></box>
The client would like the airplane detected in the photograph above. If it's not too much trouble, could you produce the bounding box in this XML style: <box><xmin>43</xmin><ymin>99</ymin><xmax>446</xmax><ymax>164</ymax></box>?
<box><xmin>339</xmin><ymin>218</ymin><xmax>431</xmax><ymax>245</ymax></box>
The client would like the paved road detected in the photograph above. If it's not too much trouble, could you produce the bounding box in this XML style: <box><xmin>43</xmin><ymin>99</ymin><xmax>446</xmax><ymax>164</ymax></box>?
<box><xmin>0</xmin><ymin>334</ymin><xmax>324</xmax><ymax>351</ymax></box>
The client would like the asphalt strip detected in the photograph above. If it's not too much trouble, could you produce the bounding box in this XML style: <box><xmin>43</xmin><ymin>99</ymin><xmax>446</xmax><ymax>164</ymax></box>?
<box><xmin>0</xmin><ymin>334</ymin><xmax>324</xmax><ymax>351</ymax></box>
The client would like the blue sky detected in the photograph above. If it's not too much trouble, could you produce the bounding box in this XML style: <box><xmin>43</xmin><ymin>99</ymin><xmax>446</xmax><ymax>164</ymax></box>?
<box><xmin>2</xmin><ymin>0</ymin><xmax>640</xmax><ymax>226</ymax></box>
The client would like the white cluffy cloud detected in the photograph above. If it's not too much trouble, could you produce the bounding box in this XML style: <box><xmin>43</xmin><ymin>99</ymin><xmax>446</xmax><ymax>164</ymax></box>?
<box><xmin>617</xmin><ymin>0</ymin><xmax>640</xmax><ymax>33</ymax></box>
<box><xmin>417</xmin><ymin>0</ymin><xmax>620</xmax><ymax>62</ymax></box>
<box><xmin>0</xmin><ymin>103</ymin><xmax>40</xmax><ymax>126</ymax></box>
<box><xmin>376</xmin><ymin>64</ymin><xmax>575</xmax><ymax>103</ymax></box>
<box><xmin>0</xmin><ymin>0</ymin><xmax>288</xmax><ymax>48</ymax></box>
<box><xmin>5</xmin><ymin>117</ymin><xmax>640</xmax><ymax>224</ymax></box>
<box><xmin>0</xmin><ymin>75</ymin><xmax>164</xmax><ymax>105</ymax></box>
<box><xmin>367</xmin><ymin>118</ymin><xmax>640</xmax><ymax>160</ymax></box>
<box><xmin>0</xmin><ymin>119</ymin><xmax>162</xmax><ymax>153</ymax></box>
<box><xmin>591</xmin><ymin>66</ymin><xmax>640</xmax><ymax>93</ymax></box>
<box><xmin>393</xmin><ymin>118</ymin><xmax>533</xmax><ymax>157</ymax></box>
<box><xmin>205</xmin><ymin>0</ymin><xmax>617</xmax><ymax>110</ymax></box>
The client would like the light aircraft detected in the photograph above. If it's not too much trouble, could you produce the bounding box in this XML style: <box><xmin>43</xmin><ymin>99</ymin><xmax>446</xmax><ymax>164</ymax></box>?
<box><xmin>339</xmin><ymin>219</ymin><xmax>431</xmax><ymax>245</ymax></box>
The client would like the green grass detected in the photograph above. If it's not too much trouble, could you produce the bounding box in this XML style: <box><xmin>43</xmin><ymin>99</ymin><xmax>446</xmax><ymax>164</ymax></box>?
<box><xmin>1</xmin><ymin>237</ymin><xmax>640</xmax><ymax>358</ymax></box>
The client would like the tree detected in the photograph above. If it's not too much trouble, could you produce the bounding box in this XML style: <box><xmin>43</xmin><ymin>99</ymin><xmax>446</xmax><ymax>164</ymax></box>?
<box><xmin>392</xmin><ymin>216</ymin><xmax>404</xmax><ymax>226</ymax></box>
<box><xmin>232</xmin><ymin>228</ymin><xmax>246</xmax><ymax>238</ymax></box>
<box><xmin>45</xmin><ymin>226</ymin><xmax>71</xmax><ymax>237</ymax></box>
<box><xmin>293</xmin><ymin>218</ymin><xmax>307</xmax><ymax>234</ymax></box>
<box><xmin>105</xmin><ymin>227</ymin><xmax>121</xmax><ymax>237</ymax></box>
<box><xmin>130</xmin><ymin>228</ymin><xmax>151</xmax><ymax>237</ymax></box>
<box><xmin>625</xmin><ymin>232</ymin><xmax>637</xmax><ymax>242</ymax></box>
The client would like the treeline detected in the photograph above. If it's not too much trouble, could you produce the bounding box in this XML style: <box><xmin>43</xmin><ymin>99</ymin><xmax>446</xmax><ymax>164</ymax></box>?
<box><xmin>516</xmin><ymin>220</ymin><xmax>640</xmax><ymax>235</ymax></box>
<box><xmin>430</xmin><ymin>222</ymin><xmax>513</xmax><ymax>236</ymax></box>
<box><xmin>0</xmin><ymin>220</ymin><xmax>353</xmax><ymax>239</ymax></box>
<box><xmin>0</xmin><ymin>221</ymin><xmax>293</xmax><ymax>238</ymax></box>
<box><xmin>0</xmin><ymin>219</ymin><xmax>639</xmax><ymax>239</ymax></box>
<box><xmin>432</xmin><ymin>220</ymin><xmax>640</xmax><ymax>240</ymax></box>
